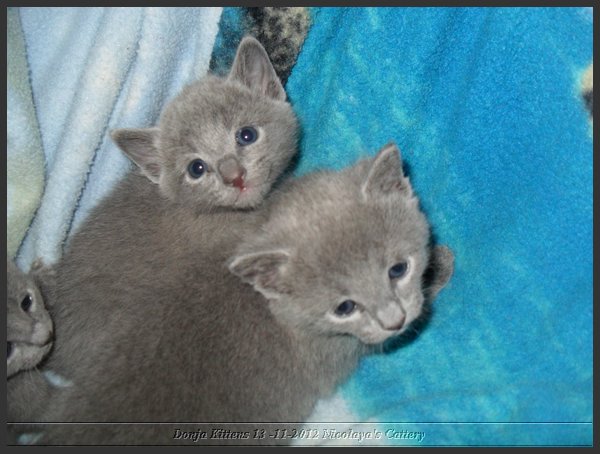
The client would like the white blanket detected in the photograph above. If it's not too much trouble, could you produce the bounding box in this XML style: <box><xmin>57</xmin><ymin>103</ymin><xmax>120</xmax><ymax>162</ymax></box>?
<box><xmin>9</xmin><ymin>7</ymin><xmax>223</xmax><ymax>268</ymax></box>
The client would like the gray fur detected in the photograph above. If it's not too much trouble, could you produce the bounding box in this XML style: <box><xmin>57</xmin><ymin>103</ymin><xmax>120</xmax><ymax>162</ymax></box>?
<box><xmin>25</xmin><ymin>143</ymin><xmax>452</xmax><ymax>445</ymax></box>
<box><xmin>7</xmin><ymin>260</ymin><xmax>53</xmax><ymax>378</ymax></box>
<box><xmin>111</xmin><ymin>36</ymin><xmax>298</xmax><ymax>211</ymax></box>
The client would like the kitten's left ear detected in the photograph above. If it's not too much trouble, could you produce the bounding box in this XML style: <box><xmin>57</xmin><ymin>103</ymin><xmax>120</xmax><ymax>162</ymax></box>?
<box><xmin>362</xmin><ymin>142</ymin><xmax>414</xmax><ymax>200</ymax></box>
<box><xmin>111</xmin><ymin>128</ymin><xmax>162</xmax><ymax>184</ymax></box>
<box><xmin>228</xmin><ymin>249</ymin><xmax>291</xmax><ymax>300</ymax></box>
<box><xmin>228</xmin><ymin>36</ymin><xmax>286</xmax><ymax>101</ymax></box>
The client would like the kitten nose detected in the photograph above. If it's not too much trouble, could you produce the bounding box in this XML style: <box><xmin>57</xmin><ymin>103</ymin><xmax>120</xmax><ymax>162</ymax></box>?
<box><xmin>218</xmin><ymin>157</ymin><xmax>246</xmax><ymax>188</ymax></box>
<box><xmin>384</xmin><ymin>314</ymin><xmax>406</xmax><ymax>331</ymax></box>
<box><xmin>377</xmin><ymin>305</ymin><xmax>406</xmax><ymax>331</ymax></box>
<box><xmin>32</xmin><ymin>322</ymin><xmax>53</xmax><ymax>345</ymax></box>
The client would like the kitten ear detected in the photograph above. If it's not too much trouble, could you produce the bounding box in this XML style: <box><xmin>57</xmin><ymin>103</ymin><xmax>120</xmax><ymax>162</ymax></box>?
<box><xmin>111</xmin><ymin>128</ymin><xmax>162</xmax><ymax>184</ymax></box>
<box><xmin>362</xmin><ymin>142</ymin><xmax>413</xmax><ymax>200</ymax></box>
<box><xmin>423</xmin><ymin>245</ymin><xmax>454</xmax><ymax>300</ymax></box>
<box><xmin>228</xmin><ymin>36</ymin><xmax>286</xmax><ymax>101</ymax></box>
<box><xmin>228</xmin><ymin>250</ymin><xmax>290</xmax><ymax>299</ymax></box>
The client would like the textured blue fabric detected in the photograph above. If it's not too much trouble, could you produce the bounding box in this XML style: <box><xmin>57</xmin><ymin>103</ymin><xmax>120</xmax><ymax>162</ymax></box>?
<box><xmin>286</xmin><ymin>7</ymin><xmax>592</xmax><ymax>446</ymax></box>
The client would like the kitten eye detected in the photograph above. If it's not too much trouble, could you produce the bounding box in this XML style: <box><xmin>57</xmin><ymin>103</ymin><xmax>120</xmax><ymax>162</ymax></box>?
<box><xmin>7</xmin><ymin>342</ymin><xmax>13</xmax><ymax>358</ymax></box>
<box><xmin>334</xmin><ymin>300</ymin><xmax>357</xmax><ymax>317</ymax></box>
<box><xmin>188</xmin><ymin>159</ymin><xmax>207</xmax><ymax>179</ymax></box>
<box><xmin>388</xmin><ymin>261</ymin><xmax>409</xmax><ymax>280</ymax></box>
<box><xmin>21</xmin><ymin>295</ymin><xmax>33</xmax><ymax>312</ymax></box>
<box><xmin>235</xmin><ymin>127</ymin><xmax>258</xmax><ymax>146</ymax></box>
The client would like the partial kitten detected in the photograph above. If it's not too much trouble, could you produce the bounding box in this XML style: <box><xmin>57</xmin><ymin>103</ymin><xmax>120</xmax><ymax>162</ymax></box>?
<box><xmin>7</xmin><ymin>260</ymin><xmax>53</xmax><ymax>378</ymax></box>
<box><xmin>7</xmin><ymin>260</ymin><xmax>56</xmax><ymax>444</ymax></box>
<box><xmin>112</xmin><ymin>35</ymin><xmax>298</xmax><ymax>211</ymax></box>
<box><xmin>581</xmin><ymin>62</ymin><xmax>593</xmax><ymax>121</ymax></box>
<box><xmin>33</xmin><ymin>143</ymin><xmax>453</xmax><ymax>445</ymax></box>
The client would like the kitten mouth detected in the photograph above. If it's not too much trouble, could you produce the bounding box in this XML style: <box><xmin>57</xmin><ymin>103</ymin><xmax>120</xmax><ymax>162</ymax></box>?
<box><xmin>234</xmin><ymin>183</ymin><xmax>252</xmax><ymax>200</ymax></box>
<box><xmin>232</xmin><ymin>176</ymin><xmax>247</xmax><ymax>191</ymax></box>
<box><xmin>364</xmin><ymin>326</ymin><xmax>407</xmax><ymax>345</ymax></box>
<box><xmin>232</xmin><ymin>182</ymin><xmax>268</xmax><ymax>207</ymax></box>
<box><xmin>33</xmin><ymin>338</ymin><xmax>54</xmax><ymax>348</ymax></box>
<box><xmin>11</xmin><ymin>340</ymin><xmax>54</xmax><ymax>352</ymax></box>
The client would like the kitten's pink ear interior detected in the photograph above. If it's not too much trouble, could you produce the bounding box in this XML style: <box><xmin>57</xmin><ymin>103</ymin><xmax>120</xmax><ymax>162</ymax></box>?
<box><xmin>228</xmin><ymin>250</ymin><xmax>290</xmax><ymax>299</ymax></box>
<box><xmin>362</xmin><ymin>142</ymin><xmax>413</xmax><ymax>199</ymax></box>
<box><xmin>228</xmin><ymin>36</ymin><xmax>286</xmax><ymax>101</ymax></box>
<box><xmin>111</xmin><ymin>128</ymin><xmax>162</xmax><ymax>184</ymax></box>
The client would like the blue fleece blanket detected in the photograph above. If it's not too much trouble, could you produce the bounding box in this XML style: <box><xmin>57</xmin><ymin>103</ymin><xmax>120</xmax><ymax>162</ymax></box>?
<box><xmin>8</xmin><ymin>6</ymin><xmax>592</xmax><ymax>447</ymax></box>
<box><xmin>285</xmin><ymin>7</ymin><xmax>592</xmax><ymax>446</ymax></box>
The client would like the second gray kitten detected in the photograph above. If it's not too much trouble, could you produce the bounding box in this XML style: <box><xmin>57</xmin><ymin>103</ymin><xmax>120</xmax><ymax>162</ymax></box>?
<box><xmin>7</xmin><ymin>260</ymin><xmax>55</xmax><ymax>441</ymax></box>
<box><xmin>31</xmin><ymin>143</ymin><xmax>453</xmax><ymax>445</ymax></box>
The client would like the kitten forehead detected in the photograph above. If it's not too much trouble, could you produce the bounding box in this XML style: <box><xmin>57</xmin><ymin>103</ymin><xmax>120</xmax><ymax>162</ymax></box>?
<box><xmin>244</xmin><ymin>156</ymin><xmax>430</xmax><ymax>263</ymax></box>
<box><xmin>159</xmin><ymin>76</ymin><xmax>289</xmax><ymax>140</ymax></box>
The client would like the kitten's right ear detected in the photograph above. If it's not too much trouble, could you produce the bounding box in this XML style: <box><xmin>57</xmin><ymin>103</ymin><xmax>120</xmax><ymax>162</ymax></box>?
<box><xmin>228</xmin><ymin>36</ymin><xmax>286</xmax><ymax>101</ymax></box>
<box><xmin>362</xmin><ymin>142</ymin><xmax>414</xmax><ymax>200</ymax></box>
<box><xmin>111</xmin><ymin>128</ymin><xmax>162</xmax><ymax>184</ymax></box>
<box><xmin>228</xmin><ymin>250</ymin><xmax>291</xmax><ymax>300</ymax></box>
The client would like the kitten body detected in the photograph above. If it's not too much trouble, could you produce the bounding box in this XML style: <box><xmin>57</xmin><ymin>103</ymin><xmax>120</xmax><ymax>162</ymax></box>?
<box><xmin>33</xmin><ymin>144</ymin><xmax>453</xmax><ymax>445</ymax></box>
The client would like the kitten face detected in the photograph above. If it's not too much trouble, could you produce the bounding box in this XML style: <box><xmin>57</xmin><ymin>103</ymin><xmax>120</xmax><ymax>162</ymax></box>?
<box><xmin>112</xmin><ymin>36</ymin><xmax>298</xmax><ymax>211</ymax></box>
<box><xmin>156</xmin><ymin>76</ymin><xmax>297</xmax><ymax>209</ymax></box>
<box><xmin>7</xmin><ymin>261</ymin><xmax>54</xmax><ymax>377</ymax></box>
<box><xmin>230</xmin><ymin>143</ymin><xmax>454</xmax><ymax>345</ymax></box>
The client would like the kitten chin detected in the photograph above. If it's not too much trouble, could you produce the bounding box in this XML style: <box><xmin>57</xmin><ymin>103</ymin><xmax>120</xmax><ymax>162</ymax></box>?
<box><xmin>231</xmin><ymin>182</ymin><xmax>271</xmax><ymax>208</ymax></box>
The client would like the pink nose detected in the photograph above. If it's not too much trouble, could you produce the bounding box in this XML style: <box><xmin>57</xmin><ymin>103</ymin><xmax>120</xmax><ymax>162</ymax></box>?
<box><xmin>218</xmin><ymin>157</ymin><xmax>246</xmax><ymax>189</ymax></box>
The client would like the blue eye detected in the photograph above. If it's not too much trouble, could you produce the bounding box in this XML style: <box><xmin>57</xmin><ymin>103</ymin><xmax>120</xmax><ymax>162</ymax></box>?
<box><xmin>236</xmin><ymin>127</ymin><xmax>258</xmax><ymax>146</ymax></box>
<box><xmin>188</xmin><ymin>159</ymin><xmax>207</xmax><ymax>179</ymax></box>
<box><xmin>21</xmin><ymin>295</ymin><xmax>32</xmax><ymax>312</ymax></box>
<box><xmin>388</xmin><ymin>261</ymin><xmax>409</xmax><ymax>280</ymax></box>
<box><xmin>335</xmin><ymin>300</ymin><xmax>357</xmax><ymax>317</ymax></box>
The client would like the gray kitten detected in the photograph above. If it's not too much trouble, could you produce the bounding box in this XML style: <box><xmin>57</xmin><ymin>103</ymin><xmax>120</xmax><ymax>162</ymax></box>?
<box><xmin>6</xmin><ymin>36</ymin><xmax>297</xmax><ymax>427</ymax></box>
<box><xmin>112</xmin><ymin>35</ymin><xmax>298</xmax><ymax>211</ymax></box>
<box><xmin>7</xmin><ymin>260</ymin><xmax>53</xmax><ymax>378</ymax></box>
<box><xmin>31</xmin><ymin>143</ymin><xmax>453</xmax><ymax>445</ymax></box>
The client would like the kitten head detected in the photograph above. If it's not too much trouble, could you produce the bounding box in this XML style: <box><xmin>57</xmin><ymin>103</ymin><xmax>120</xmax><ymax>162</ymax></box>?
<box><xmin>229</xmin><ymin>143</ymin><xmax>454</xmax><ymax>345</ymax></box>
<box><xmin>7</xmin><ymin>261</ymin><xmax>54</xmax><ymax>377</ymax></box>
<box><xmin>111</xmin><ymin>36</ymin><xmax>299</xmax><ymax>210</ymax></box>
